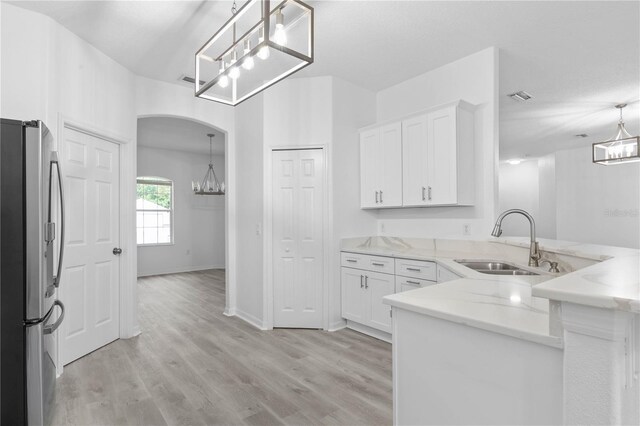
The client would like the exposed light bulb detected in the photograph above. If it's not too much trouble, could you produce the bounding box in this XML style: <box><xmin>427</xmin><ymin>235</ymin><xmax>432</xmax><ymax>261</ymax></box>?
<box><xmin>242</xmin><ymin>39</ymin><xmax>255</xmax><ymax>70</ymax></box>
<box><xmin>258</xmin><ymin>45</ymin><xmax>270</xmax><ymax>60</ymax></box>
<box><xmin>274</xmin><ymin>8</ymin><xmax>287</xmax><ymax>46</ymax></box>
<box><xmin>229</xmin><ymin>50</ymin><xmax>240</xmax><ymax>79</ymax></box>
<box><xmin>217</xmin><ymin>60</ymin><xmax>229</xmax><ymax>88</ymax></box>
<box><xmin>257</xmin><ymin>27</ymin><xmax>270</xmax><ymax>60</ymax></box>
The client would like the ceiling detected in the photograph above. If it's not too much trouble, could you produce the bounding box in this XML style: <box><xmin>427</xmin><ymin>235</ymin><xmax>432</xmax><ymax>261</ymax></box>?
<box><xmin>9</xmin><ymin>1</ymin><xmax>640</xmax><ymax>159</ymax></box>
<box><xmin>138</xmin><ymin>116</ymin><xmax>225</xmax><ymax>155</ymax></box>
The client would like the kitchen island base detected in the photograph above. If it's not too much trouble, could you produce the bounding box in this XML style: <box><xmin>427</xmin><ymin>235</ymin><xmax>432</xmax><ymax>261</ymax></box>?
<box><xmin>392</xmin><ymin>308</ymin><xmax>563</xmax><ymax>425</ymax></box>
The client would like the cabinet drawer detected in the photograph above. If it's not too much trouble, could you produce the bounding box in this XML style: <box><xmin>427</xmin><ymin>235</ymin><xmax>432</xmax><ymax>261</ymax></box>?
<box><xmin>341</xmin><ymin>252</ymin><xmax>395</xmax><ymax>274</ymax></box>
<box><xmin>395</xmin><ymin>275</ymin><xmax>436</xmax><ymax>293</ymax></box>
<box><xmin>395</xmin><ymin>258</ymin><xmax>437</xmax><ymax>281</ymax></box>
<box><xmin>341</xmin><ymin>252</ymin><xmax>366</xmax><ymax>268</ymax></box>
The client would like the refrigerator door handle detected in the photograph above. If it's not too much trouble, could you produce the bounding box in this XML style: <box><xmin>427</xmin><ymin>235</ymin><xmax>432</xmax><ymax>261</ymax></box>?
<box><xmin>43</xmin><ymin>300</ymin><xmax>65</xmax><ymax>335</ymax></box>
<box><xmin>48</xmin><ymin>152</ymin><xmax>65</xmax><ymax>288</ymax></box>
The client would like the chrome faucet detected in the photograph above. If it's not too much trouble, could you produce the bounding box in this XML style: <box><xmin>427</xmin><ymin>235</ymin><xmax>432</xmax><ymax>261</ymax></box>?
<box><xmin>491</xmin><ymin>209</ymin><xmax>541</xmax><ymax>267</ymax></box>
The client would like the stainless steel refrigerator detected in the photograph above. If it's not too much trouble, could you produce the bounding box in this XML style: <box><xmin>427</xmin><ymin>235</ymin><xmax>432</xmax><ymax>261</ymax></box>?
<box><xmin>1</xmin><ymin>119</ymin><xmax>66</xmax><ymax>425</ymax></box>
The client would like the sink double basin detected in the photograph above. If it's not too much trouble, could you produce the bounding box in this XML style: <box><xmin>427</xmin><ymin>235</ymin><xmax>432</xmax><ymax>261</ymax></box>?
<box><xmin>454</xmin><ymin>260</ymin><xmax>539</xmax><ymax>276</ymax></box>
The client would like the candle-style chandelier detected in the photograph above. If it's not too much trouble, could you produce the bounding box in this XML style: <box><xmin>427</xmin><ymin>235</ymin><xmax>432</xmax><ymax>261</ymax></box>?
<box><xmin>195</xmin><ymin>0</ymin><xmax>314</xmax><ymax>106</ymax></box>
<box><xmin>192</xmin><ymin>134</ymin><xmax>225</xmax><ymax>195</ymax></box>
<box><xmin>593</xmin><ymin>103</ymin><xmax>640</xmax><ymax>165</ymax></box>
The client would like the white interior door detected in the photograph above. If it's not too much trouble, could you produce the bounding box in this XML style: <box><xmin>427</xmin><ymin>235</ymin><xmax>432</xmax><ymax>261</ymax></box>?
<box><xmin>272</xmin><ymin>149</ymin><xmax>324</xmax><ymax>328</ymax></box>
<box><xmin>60</xmin><ymin>128</ymin><xmax>120</xmax><ymax>365</ymax></box>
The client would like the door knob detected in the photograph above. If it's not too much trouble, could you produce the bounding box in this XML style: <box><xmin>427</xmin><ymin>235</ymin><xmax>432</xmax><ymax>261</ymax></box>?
<box><xmin>113</xmin><ymin>247</ymin><xmax>123</xmax><ymax>255</ymax></box>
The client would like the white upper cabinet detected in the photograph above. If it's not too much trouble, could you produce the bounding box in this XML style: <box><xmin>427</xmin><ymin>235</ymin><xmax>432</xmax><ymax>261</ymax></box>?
<box><xmin>360</xmin><ymin>122</ymin><xmax>402</xmax><ymax>208</ymax></box>
<box><xmin>361</xmin><ymin>100</ymin><xmax>475</xmax><ymax>209</ymax></box>
<box><xmin>402</xmin><ymin>114</ymin><xmax>429</xmax><ymax>206</ymax></box>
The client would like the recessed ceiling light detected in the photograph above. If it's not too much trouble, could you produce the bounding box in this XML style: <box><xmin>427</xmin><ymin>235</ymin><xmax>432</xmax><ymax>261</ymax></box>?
<box><xmin>508</xmin><ymin>91</ymin><xmax>533</xmax><ymax>102</ymax></box>
<box><xmin>507</xmin><ymin>159</ymin><xmax>522</xmax><ymax>165</ymax></box>
<box><xmin>575</xmin><ymin>134</ymin><xmax>589</xmax><ymax>138</ymax></box>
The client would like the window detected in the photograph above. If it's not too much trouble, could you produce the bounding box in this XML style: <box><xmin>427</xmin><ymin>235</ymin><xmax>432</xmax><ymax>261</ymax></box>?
<box><xmin>136</xmin><ymin>177</ymin><xmax>173</xmax><ymax>245</ymax></box>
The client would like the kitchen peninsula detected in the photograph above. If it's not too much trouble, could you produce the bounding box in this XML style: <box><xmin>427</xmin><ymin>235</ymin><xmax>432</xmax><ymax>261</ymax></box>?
<box><xmin>340</xmin><ymin>236</ymin><xmax>640</xmax><ymax>425</ymax></box>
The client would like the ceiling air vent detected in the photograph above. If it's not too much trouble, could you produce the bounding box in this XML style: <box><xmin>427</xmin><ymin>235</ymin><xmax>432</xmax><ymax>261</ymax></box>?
<box><xmin>179</xmin><ymin>75</ymin><xmax>206</xmax><ymax>86</ymax></box>
<box><xmin>508</xmin><ymin>91</ymin><xmax>533</xmax><ymax>102</ymax></box>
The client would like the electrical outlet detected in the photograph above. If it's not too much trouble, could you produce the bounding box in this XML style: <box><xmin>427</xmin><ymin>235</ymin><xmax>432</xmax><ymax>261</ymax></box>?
<box><xmin>380</xmin><ymin>222</ymin><xmax>386</xmax><ymax>234</ymax></box>
<box><xmin>256</xmin><ymin>223</ymin><xmax>262</xmax><ymax>236</ymax></box>
<box><xmin>463</xmin><ymin>224</ymin><xmax>471</xmax><ymax>236</ymax></box>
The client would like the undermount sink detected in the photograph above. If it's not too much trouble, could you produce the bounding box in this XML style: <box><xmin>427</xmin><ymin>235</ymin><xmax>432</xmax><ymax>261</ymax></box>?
<box><xmin>454</xmin><ymin>260</ymin><xmax>539</xmax><ymax>276</ymax></box>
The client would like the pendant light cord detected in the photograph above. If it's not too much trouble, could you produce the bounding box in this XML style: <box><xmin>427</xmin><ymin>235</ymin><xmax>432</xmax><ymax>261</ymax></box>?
<box><xmin>209</xmin><ymin>134</ymin><xmax>214</xmax><ymax>165</ymax></box>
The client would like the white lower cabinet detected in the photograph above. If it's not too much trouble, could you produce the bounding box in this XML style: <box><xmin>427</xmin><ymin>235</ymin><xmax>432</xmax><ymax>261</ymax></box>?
<box><xmin>365</xmin><ymin>271</ymin><xmax>395</xmax><ymax>333</ymax></box>
<box><xmin>341</xmin><ymin>252</ymin><xmax>461</xmax><ymax>338</ymax></box>
<box><xmin>341</xmin><ymin>267</ymin><xmax>394</xmax><ymax>334</ymax></box>
<box><xmin>341</xmin><ymin>267</ymin><xmax>367</xmax><ymax>323</ymax></box>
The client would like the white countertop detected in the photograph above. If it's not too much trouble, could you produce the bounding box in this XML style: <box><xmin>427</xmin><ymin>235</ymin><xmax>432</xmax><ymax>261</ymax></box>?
<box><xmin>385</xmin><ymin>278</ymin><xmax>561</xmax><ymax>348</ymax></box>
<box><xmin>341</xmin><ymin>236</ymin><xmax>640</xmax><ymax>348</ymax></box>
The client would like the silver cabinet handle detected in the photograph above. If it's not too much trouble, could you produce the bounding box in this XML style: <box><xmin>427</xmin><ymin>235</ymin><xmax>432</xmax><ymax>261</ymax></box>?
<box><xmin>375</xmin><ymin>191</ymin><xmax>379</xmax><ymax>203</ymax></box>
<box><xmin>406</xmin><ymin>267</ymin><xmax>421</xmax><ymax>272</ymax></box>
<box><xmin>346</xmin><ymin>259</ymin><xmax>357</xmax><ymax>263</ymax></box>
<box><xmin>365</xmin><ymin>275</ymin><xmax>369</xmax><ymax>289</ymax></box>
<box><xmin>422</xmin><ymin>186</ymin><xmax>426</xmax><ymax>201</ymax></box>
<box><xmin>48</xmin><ymin>152</ymin><xmax>65</xmax><ymax>288</ymax></box>
<box><xmin>372</xmin><ymin>262</ymin><xmax>385</xmax><ymax>267</ymax></box>
<box><xmin>360</xmin><ymin>275</ymin><xmax>364</xmax><ymax>288</ymax></box>
<box><xmin>44</xmin><ymin>300</ymin><xmax>65</xmax><ymax>335</ymax></box>
<box><xmin>406</xmin><ymin>280</ymin><xmax>421</xmax><ymax>285</ymax></box>
<box><xmin>428</xmin><ymin>186</ymin><xmax>432</xmax><ymax>201</ymax></box>
<box><xmin>380</xmin><ymin>190</ymin><xmax>383</xmax><ymax>203</ymax></box>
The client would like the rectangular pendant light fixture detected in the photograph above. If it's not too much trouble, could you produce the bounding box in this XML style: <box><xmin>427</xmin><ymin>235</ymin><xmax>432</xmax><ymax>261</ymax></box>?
<box><xmin>195</xmin><ymin>0</ymin><xmax>314</xmax><ymax>106</ymax></box>
<box><xmin>593</xmin><ymin>104</ymin><xmax>640</xmax><ymax>165</ymax></box>
<box><xmin>593</xmin><ymin>136</ymin><xmax>640</xmax><ymax>165</ymax></box>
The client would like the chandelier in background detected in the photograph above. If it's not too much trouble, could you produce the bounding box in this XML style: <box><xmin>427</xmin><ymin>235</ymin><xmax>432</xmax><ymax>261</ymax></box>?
<box><xmin>593</xmin><ymin>103</ymin><xmax>639</xmax><ymax>165</ymax></box>
<box><xmin>195</xmin><ymin>0</ymin><xmax>314</xmax><ymax>106</ymax></box>
<box><xmin>192</xmin><ymin>134</ymin><xmax>225</xmax><ymax>195</ymax></box>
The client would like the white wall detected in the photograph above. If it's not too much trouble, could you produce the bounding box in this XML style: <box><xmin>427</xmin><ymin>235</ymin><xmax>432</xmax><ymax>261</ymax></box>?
<box><xmin>234</xmin><ymin>93</ymin><xmax>265</xmax><ymax>326</ymax></box>
<box><xmin>136</xmin><ymin>146</ymin><xmax>225</xmax><ymax>276</ymax></box>
<box><xmin>1</xmin><ymin>3</ymin><xmax>137</xmax><ymax>142</ymax></box>
<box><xmin>498</xmin><ymin>155</ymin><xmax>557</xmax><ymax>239</ymax></box>
<box><xmin>499</xmin><ymin>147</ymin><xmax>638</xmax><ymax>248</ymax></box>
<box><xmin>375</xmin><ymin>47</ymin><xmax>499</xmax><ymax>239</ymax></box>
<box><xmin>498</xmin><ymin>161</ymin><xmax>540</xmax><ymax>237</ymax></box>
<box><xmin>556</xmin><ymin>146</ymin><xmax>639</xmax><ymax>248</ymax></box>
<box><xmin>537</xmin><ymin>154</ymin><xmax>557</xmax><ymax>239</ymax></box>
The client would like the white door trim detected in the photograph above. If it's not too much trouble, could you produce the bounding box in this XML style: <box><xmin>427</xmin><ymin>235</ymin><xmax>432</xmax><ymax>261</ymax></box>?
<box><xmin>55</xmin><ymin>115</ymin><xmax>137</xmax><ymax>376</ymax></box>
<box><xmin>263</xmin><ymin>145</ymin><xmax>331</xmax><ymax>331</ymax></box>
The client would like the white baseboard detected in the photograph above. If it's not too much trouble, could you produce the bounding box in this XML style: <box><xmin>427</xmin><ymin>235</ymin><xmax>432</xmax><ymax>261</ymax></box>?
<box><xmin>137</xmin><ymin>264</ymin><xmax>225</xmax><ymax>277</ymax></box>
<box><xmin>131</xmin><ymin>325</ymin><xmax>142</xmax><ymax>337</ymax></box>
<box><xmin>328</xmin><ymin>319</ymin><xmax>347</xmax><ymax>332</ymax></box>
<box><xmin>232</xmin><ymin>308</ymin><xmax>267</xmax><ymax>330</ymax></box>
<box><xmin>346</xmin><ymin>320</ymin><xmax>392</xmax><ymax>343</ymax></box>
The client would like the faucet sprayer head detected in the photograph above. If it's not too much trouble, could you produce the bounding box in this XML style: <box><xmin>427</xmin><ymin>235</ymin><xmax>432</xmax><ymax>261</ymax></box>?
<box><xmin>491</xmin><ymin>224</ymin><xmax>502</xmax><ymax>238</ymax></box>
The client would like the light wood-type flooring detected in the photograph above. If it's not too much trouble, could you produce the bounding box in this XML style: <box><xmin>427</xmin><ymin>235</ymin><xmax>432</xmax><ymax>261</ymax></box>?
<box><xmin>51</xmin><ymin>269</ymin><xmax>392</xmax><ymax>425</ymax></box>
